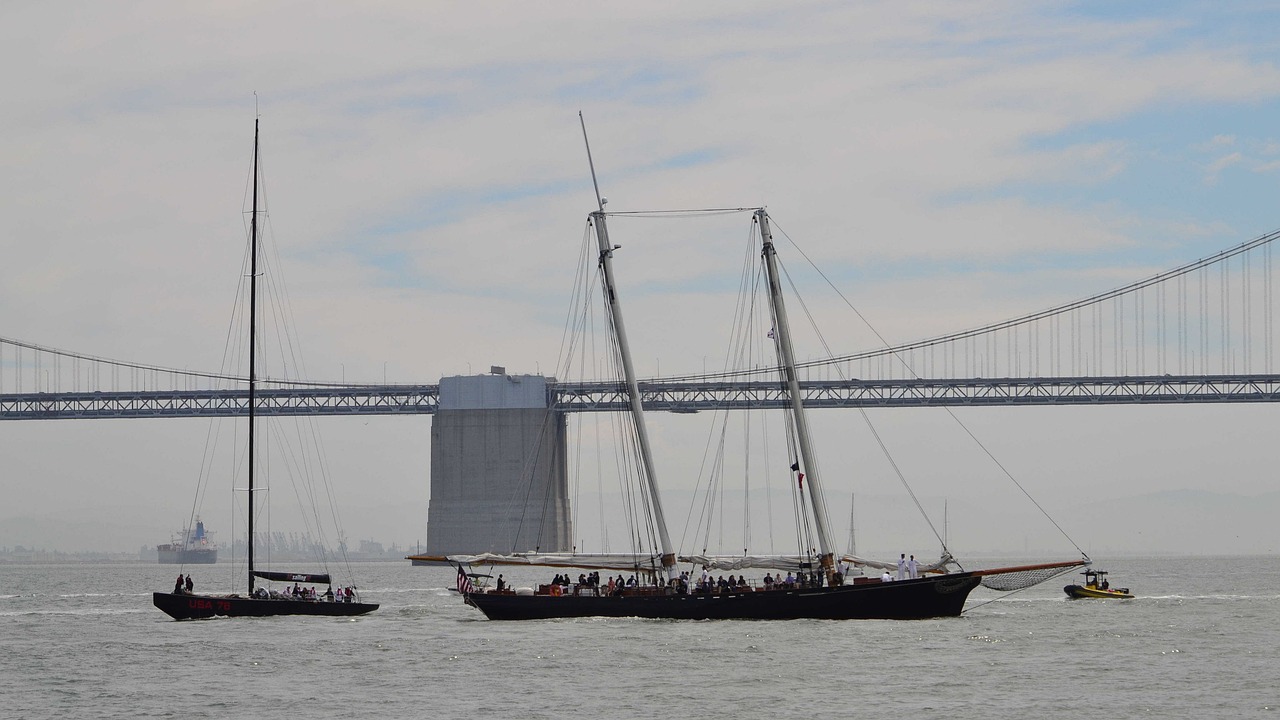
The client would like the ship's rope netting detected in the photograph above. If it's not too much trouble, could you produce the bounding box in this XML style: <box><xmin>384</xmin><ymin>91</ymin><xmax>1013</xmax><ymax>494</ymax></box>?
<box><xmin>978</xmin><ymin>563</ymin><xmax>1079</xmax><ymax>592</ymax></box>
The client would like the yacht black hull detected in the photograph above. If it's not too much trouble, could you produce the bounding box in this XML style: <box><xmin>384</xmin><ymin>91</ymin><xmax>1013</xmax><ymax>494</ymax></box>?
<box><xmin>152</xmin><ymin>592</ymin><xmax>377</xmax><ymax>620</ymax></box>
<box><xmin>465</xmin><ymin>574</ymin><xmax>982</xmax><ymax>621</ymax></box>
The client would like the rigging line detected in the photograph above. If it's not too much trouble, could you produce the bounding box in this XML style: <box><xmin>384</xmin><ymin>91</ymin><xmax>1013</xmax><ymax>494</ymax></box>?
<box><xmin>761</xmin><ymin>377</ymin><xmax>777</xmax><ymax>556</ymax></box>
<box><xmin>945</xmin><ymin>407</ymin><xmax>1087</xmax><ymax>559</ymax></box>
<box><xmin>681</xmin><ymin>224</ymin><xmax>768</xmax><ymax>554</ymax></box>
<box><xmin>589</xmin><ymin>246</ymin><xmax>666</xmax><ymax>567</ymax></box>
<box><xmin>262</xmin><ymin>198</ymin><xmax>314</xmax><ymax>388</ymax></box>
<box><xmin>743</xmin><ymin>245</ymin><xmax>781</xmax><ymax>555</ymax></box>
<box><xmin>604</xmin><ymin>207</ymin><xmax>759</xmax><ymax>217</ymax></box>
<box><xmin>741</xmin><ymin>379</ymin><xmax>752</xmax><ymax>554</ymax></box>
<box><xmin>772</xmin><ymin>256</ymin><xmax>846</xmax><ymax>544</ymax></box>
<box><xmin>269</xmin><ymin>419</ymin><xmax>328</xmax><ymax>564</ymax></box>
<box><xmin>553</xmin><ymin>223</ymin><xmax>598</xmax><ymax>379</ymax></box>
<box><xmin>768</xmin><ymin>216</ymin><xmax>1088</xmax><ymax>559</ymax></box>
<box><xmin>307</xmin><ymin>405</ymin><xmax>352</xmax><ymax>572</ymax></box>
<box><xmin>857</xmin><ymin>406</ymin><xmax>947</xmax><ymax>551</ymax></box>
<box><xmin>492</xmin><ymin>228</ymin><xmax>603</xmax><ymax>556</ymax></box>
<box><xmin>775</xmin><ymin>252</ymin><xmax>948</xmax><ymax>548</ymax></box>
<box><xmin>783</xmin><ymin>412</ymin><xmax>816</xmax><ymax>563</ymax></box>
<box><xmin>534</xmin><ymin>415</ymin><xmax>559</xmax><ymax>554</ymax></box>
<box><xmin>690</xmin><ymin>412</ymin><xmax>729</xmax><ymax>555</ymax></box>
<box><xmin>696</xmin><ymin>215</ymin><xmax>773</xmax><ymax>554</ymax></box>
<box><xmin>588</xmin><ymin>283</ymin><xmax>607</xmax><ymax>551</ymax></box>
<box><xmin>676</xmin><ymin>391</ymin><xmax>725</xmax><ymax>552</ymax></box>
<box><xmin>186</xmin><ymin>204</ymin><xmax>259</xmax><ymax>553</ymax></box>
<box><xmin>604</xmin><ymin>324</ymin><xmax>647</xmax><ymax>560</ymax></box>
<box><xmin>501</xmin><ymin>404</ymin><xmax>562</xmax><ymax>554</ymax></box>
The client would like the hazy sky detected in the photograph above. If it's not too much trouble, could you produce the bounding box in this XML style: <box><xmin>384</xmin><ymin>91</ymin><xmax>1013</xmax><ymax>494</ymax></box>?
<box><xmin>2</xmin><ymin>2</ymin><xmax>1279</xmax><ymax>558</ymax></box>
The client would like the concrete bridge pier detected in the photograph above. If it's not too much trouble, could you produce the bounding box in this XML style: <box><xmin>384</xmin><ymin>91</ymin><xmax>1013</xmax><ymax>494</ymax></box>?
<box><xmin>425</xmin><ymin>373</ymin><xmax>571</xmax><ymax>555</ymax></box>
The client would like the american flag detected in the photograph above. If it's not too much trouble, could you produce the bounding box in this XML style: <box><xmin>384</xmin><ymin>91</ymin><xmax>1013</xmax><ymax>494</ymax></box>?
<box><xmin>456</xmin><ymin>565</ymin><xmax>474</xmax><ymax>595</ymax></box>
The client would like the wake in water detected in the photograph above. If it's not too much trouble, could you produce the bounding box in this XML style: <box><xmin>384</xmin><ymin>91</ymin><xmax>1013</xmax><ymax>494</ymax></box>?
<box><xmin>0</xmin><ymin>607</ymin><xmax>150</xmax><ymax>617</ymax></box>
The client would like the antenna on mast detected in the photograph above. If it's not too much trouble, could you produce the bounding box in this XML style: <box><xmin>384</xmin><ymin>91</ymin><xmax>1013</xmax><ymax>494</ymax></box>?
<box><xmin>579</xmin><ymin>111</ymin><xmax>608</xmax><ymax>213</ymax></box>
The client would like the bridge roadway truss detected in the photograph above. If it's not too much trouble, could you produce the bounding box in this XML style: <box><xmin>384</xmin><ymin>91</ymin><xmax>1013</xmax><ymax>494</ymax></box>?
<box><xmin>4</xmin><ymin>374</ymin><xmax>1280</xmax><ymax>420</ymax></box>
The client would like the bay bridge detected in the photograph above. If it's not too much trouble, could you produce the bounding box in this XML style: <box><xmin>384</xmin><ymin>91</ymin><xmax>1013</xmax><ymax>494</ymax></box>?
<box><xmin>4</xmin><ymin>226</ymin><xmax>1280</xmax><ymax>419</ymax></box>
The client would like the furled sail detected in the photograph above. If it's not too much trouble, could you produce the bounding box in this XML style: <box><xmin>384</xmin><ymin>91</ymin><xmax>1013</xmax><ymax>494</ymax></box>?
<box><xmin>446</xmin><ymin>552</ymin><xmax>666</xmax><ymax>572</ymax></box>
<box><xmin>681</xmin><ymin>554</ymin><xmax>826</xmax><ymax>572</ymax></box>
<box><xmin>838</xmin><ymin>553</ymin><xmax>955</xmax><ymax>574</ymax></box>
<box><xmin>443</xmin><ymin>551</ymin><xmax>961</xmax><ymax>576</ymax></box>
<box><xmin>252</xmin><ymin>570</ymin><xmax>332</xmax><ymax>584</ymax></box>
<box><xmin>681</xmin><ymin>553</ymin><xmax>955</xmax><ymax>574</ymax></box>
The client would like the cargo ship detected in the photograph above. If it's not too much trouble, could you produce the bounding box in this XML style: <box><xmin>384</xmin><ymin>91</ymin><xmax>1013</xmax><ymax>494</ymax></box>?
<box><xmin>157</xmin><ymin>518</ymin><xmax>218</xmax><ymax>564</ymax></box>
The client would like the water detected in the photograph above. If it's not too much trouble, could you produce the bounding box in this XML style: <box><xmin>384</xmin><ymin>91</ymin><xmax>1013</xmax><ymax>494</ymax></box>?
<box><xmin>2</xmin><ymin>556</ymin><xmax>1277</xmax><ymax>719</ymax></box>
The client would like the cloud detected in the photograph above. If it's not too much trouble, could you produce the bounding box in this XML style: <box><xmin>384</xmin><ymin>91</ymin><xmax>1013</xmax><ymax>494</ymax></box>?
<box><xmin>5</xmin><ymin>2</ymin><xmax>1280</xmax><ymax>553</ymax></box>
<box><xmin>1204</xmin><ymin>151</ymin><xmax>1244</xmax><ymax>183</ymax></box>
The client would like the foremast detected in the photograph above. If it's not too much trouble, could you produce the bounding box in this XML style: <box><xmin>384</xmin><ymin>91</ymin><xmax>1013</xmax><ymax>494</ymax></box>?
<box><xmin>757</xmin><ymin>209</ymin><xmax>837</xmax><ymax>579</ymax></box>
<box><xmin>581</xmin><ymin>113</ymin><xmax>677</xmax><ymax>581</ymax></box>
<box><xmin>247</xmin><ymin>117</ymin><xmax>261</xmax><ymax>596</ymax></box>
<box><xmin>588</xmin><ymin>211</ymin><xmax>678</xmax><ymax>580</ymax></box>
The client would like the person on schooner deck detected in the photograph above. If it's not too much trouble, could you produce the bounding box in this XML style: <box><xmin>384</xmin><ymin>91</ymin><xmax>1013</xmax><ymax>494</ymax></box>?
<box><xmin>908</xmin><ymin>555</ymin><xmax>919</xmax><ymax>579</ymax></box>
<box><xmin>898</xmin><ymin>554</ymin><xmax>907</xmax><ymax>580</ymax></box>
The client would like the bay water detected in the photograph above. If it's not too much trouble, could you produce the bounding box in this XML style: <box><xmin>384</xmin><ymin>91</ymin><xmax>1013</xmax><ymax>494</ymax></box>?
<box><xmin>3</xmin><ymin>556</ymin><xmax>1276</xmax><ymax>719</ymax></box>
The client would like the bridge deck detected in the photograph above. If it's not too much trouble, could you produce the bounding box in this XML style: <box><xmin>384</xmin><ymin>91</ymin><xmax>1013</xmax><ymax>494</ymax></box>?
<box><xmin>4</xmin><ymin>374</ymin><xmax>1280</xmax><ymax>419</ymax></box>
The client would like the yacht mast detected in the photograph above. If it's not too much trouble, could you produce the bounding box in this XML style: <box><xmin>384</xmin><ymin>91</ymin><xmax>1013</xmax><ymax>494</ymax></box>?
<box><xmin>757</xmin><ymin>208</ymin><xmax>837</xmax><ymax>576</ymax></box>
<box><xmin>580</xmin><ymin>114</ymin><xmax>677</xmax><ymax>580</ymax></box>
<box><xmin>847</xmin><ymin>493</ymin><xmax>857</xmax><ymax>557</ymax></box>
<box><xmin>247</xmin><ymin>118</ymin><xmax>260</xmax><ymax>595</ymax></box>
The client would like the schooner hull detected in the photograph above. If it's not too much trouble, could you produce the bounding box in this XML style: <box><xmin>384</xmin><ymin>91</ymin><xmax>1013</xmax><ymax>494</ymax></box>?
<box><xmin>465</xmin><ymin>574</ymin><xmax>982</xmax><ymax>621</ymax></box>
<box><xmin>152</xmin><ymin>592</ymin><xmax>378</xmax><ymax>620</ymax></box>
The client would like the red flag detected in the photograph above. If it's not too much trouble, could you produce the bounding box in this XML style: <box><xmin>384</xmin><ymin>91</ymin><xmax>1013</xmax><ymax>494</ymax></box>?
<box><xmin>797</xmin><ymin>472</ymin><xmax>805</xmax><ymax>488</ymax></box>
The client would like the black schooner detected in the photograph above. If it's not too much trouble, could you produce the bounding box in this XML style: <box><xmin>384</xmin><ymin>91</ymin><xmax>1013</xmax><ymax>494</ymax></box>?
<box><xmin>447</xmin><ymin>118</ymin><xmax>1085</xmax><ymax>621</ymax></box>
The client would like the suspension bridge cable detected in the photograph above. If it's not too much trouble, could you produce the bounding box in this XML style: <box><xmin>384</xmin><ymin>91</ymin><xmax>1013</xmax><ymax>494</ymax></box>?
<box><xmin>768</xmin><ymin>217</ymin><xmax>1090</xmax><ymax>560</ymax></box>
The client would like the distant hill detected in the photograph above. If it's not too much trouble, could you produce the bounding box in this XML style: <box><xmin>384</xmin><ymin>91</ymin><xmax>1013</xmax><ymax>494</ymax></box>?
<box><xmin>849</xmin><ymin>488</ymin><xmax>1280</xmax><ymax>558</ymax></box>
<box><xmin>4</xmin><ymin>488</ymin><xmax>1275</xmax><ymax>557</ymax></box>
<box><xmin>0</xmin><ymin>507</ymin><xmax>163</xmax><ymax>553</ymax></box>
<box><xmin>1064</xmin><ymin>488</ymin><xmax>1280</xmax><ymax>556</ymax></box>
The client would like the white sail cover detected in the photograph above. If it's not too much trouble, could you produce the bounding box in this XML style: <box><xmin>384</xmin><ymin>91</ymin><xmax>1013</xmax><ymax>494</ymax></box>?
<box><xmin>445</xmin><ymin>552</ymin><xmax>665</xmax><ymax>572</ymax></box>
<box><xmin>680</xmin><ymin>554</ymin><xmax>823</xmax><ymax>572</ymax></box>
<box><xmin>681</xmin><ymin>552</ymin><xmax>955</xmax><ymax>574</ymax></box>
<box><xmin>838</xmin><ymin>552</ymin><xmax>955</xmax><ymax>575</ymax></box>
<box><xmin>446</xmin><ymin>551</ymin><xmax>955</xmax><ymax>575</ymax></box>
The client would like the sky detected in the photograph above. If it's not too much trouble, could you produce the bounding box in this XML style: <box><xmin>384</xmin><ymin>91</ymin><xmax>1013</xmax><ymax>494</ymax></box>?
<box><xmin>2</xmin><ymin>1</ymin><xmax>1279</xmax><ymax>559</ymax></box>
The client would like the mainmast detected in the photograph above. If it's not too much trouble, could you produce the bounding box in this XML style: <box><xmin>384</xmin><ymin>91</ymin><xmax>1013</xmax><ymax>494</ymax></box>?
<box><xmin>247</xmin><ymin>118</ymin><xmax>260</xmax><ymax>595</ymax></box>
<box><xmin>757</xmin><ymin>209</ymin><xmax>837</xmax><ymax>577</ymax></box>
<box><xmin>580</xmin><ymin>113</ymin><xmax>677</xmax><ymax>580</ymax></box>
